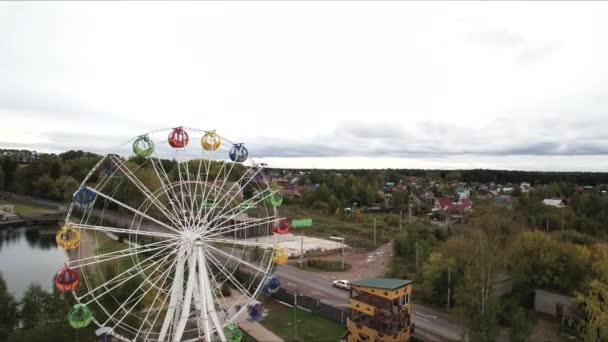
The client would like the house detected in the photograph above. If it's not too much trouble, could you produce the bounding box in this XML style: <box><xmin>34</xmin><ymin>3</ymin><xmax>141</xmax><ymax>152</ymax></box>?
<box><xmin>520</xmin><ymin>182</ymin><xmax>531</xmax><ymax>193</ymax></box>
<box><xmin>501</xmin><ymin>187</ymin><xmax>514</xmax><ymax>194</ymax></box>
<box><xmin>534</xmin><ymin>289</ymin><xmax>577</xmax><ymax>320</ymax></box>
<box><xmin>495</xmin><ymin>195</ymin><xmax>515</xmax><ymax>208</ymax></box>
<box><xmin>543</xmin><ymin>198</ymin><xmax>567</xmax><ymax>208</ymax></box>
<box><xmin>346</xmin><ymin>278</ymin><xmax>414</xmax><ymax>342</ymax></box>
<box><xmin>422</xmin><ymin>191</ymin><xmax>436</xmax><ymax>202</ymax></box>
<box><xmin>434</xmin><ymin>196</ymin><xmax>472</xmax><ymax>213</ymax></box>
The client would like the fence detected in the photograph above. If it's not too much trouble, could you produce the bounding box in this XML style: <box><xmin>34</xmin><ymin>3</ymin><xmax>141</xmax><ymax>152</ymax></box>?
<box><xmin>272</xmin><ymin>287</ymin><xmax>349</xmax><ymax>325</ymax></box>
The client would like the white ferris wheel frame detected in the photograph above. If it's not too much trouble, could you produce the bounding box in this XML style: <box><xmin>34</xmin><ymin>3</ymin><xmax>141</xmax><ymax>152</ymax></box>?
<box><xmin>63</xmin><ymin>128</ymin><xmax>284</xmax><ymax>342</ymax></box>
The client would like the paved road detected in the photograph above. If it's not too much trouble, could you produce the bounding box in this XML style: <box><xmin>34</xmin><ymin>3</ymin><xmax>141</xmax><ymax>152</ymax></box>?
<box><xmin>275</xmin><ymin>264</ymin><xmax>465</xmax><ymax>341</ymax></box>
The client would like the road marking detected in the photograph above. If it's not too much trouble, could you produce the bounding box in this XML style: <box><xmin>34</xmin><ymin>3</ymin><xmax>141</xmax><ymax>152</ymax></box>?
<box><xmin>414</xmin><ymin>312</ymin><xmax>437</xmax><ymax>319</ymax></box>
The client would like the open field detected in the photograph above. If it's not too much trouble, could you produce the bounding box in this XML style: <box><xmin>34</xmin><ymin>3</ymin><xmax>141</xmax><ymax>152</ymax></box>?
<box><xmin>279</xmin><ymin>204</ymin><xmax>403</xmax><ymax>250</ymax></box>
<box><xmin>259</xmin><ymin>297</ymin><xmax>346</xmax><ymax>342</ymax></box>
<box><xmin>0</xmin><ymin>199</ymin><xmax>59</xmax><ymax>216</ymax></box>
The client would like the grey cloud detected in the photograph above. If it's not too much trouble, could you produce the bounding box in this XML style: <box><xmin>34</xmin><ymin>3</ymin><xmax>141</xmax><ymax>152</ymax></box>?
<box><xmin>468</xmin><ymin>27</ymin><xmax>562</xmax><ymax>64</ymax></box>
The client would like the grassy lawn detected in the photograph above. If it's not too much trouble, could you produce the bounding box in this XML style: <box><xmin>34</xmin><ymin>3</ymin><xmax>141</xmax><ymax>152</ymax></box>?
<box><xmin>259</xmin><ymin>299</ymin><xmax>346</xmax><ymax>342</ymax></box>
<box><xmin>280</xmin><ymin>204</ymin><xmax>401</xmax><ymax>249</ymax></box>
<box><xmin>0</xmin><ymin>199</ymin><xmax>58</xmax><ymax>216</ymax></box>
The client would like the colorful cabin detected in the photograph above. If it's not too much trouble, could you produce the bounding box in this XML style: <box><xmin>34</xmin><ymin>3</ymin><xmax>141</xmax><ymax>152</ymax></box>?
<box><xmin>56</xmin><ymin>226</ymin><xmax>81</xmax><ymax>249</ymax></box>
<box><xmin>229</xmin><ymin>143</ymin><xmax>248</xmax><ymax>162</ymax></box>
<box><xmin>224</xmin><ymin>323</ymin><xmax>243</xmax><ymax>342</ymax></box>
<box><xmin>262</xmin><ymin>275</ymin><xmax>281</xmax><ymax>294</ymax></box>
<box><xmin>67</xmin><ymin>304</ymin><xmax>93</xmax><ymax>329</ymax></box>
<box><xmin>133</xmin><ymin>135</ymin><xmax>155</xmax><ymax>157</ymax></box>
<box><xmin>168</xmin><ymin>127</ymin><xmax>189</xmax><ymax>148</ymax></box>
<box><xmin>201</xmin><ymin>130</ymin><xmax>221</xmax><ymax>151</ymax></box>
<box><xmin>272</xmin><ymin>246</ymin><xmax>289</xmax><ymax>265</ymax></box>
<box><xmin>55</xmin><ymin>265</ymin><xmax>80</xmax><ymax>292</ymax></box>
<box><xmin>266</xmin><ymin>191</ymin><xmax>283</xmax><ymax>207</ymax></box>
<box><xmin>248</xmin><ymin>301</ymin><xmax>263</xmax><ymax>321</ymax></box>
<box><xmin>272</xmin><ymin>218</ymin><xmax>291</xmax><ymax>234</ymax></box>
<box><xmin>72</xmin><ymin>188</ymin><xmax>96</xmax><ymax>210</ymax></box>
<box><xmin>346</xmin><ymin>277</ymin><xmax>414</xmax><ymax>342</ymax></box>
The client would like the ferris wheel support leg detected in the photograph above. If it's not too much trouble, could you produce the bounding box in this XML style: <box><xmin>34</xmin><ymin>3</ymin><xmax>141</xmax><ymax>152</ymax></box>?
<box><xmin>173</xmin><ymin>250</ymin><xmax>197</xmax><ymax>342</ymax></box>
<box><xmin>198</xmin><ymin>245</ymin><xmax>227</xmax><ymax>342</ymax></box>
<box><xmin>159</xmin><ymin>248</ymin><xmax>186</xmax><ymax>341</ymax></box>
<box><xmin>196</xmin><ymin>245</ymin><xmax>214</xmax><ymax>342</ymax></box>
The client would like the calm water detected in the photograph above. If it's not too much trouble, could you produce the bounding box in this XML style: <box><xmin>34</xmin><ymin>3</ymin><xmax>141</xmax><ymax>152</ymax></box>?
<box><xmin>0</xmin><ymin>226</ymin><xmax>68</xmax><ymax>299</ymax></box>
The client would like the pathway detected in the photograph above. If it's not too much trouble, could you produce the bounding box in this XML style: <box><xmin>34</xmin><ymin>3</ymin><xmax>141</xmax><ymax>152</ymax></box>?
<box><xmin>238</xmin><ymin>320</ymin><xmax>283</xmax><ymax>342</ymax></box>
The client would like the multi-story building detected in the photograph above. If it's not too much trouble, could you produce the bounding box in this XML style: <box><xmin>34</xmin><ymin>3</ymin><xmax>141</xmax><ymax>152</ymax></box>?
<box><xmin>346</xmin><ymin>277</ymin><xmax>414</xmax><ymax>342</ymax></box>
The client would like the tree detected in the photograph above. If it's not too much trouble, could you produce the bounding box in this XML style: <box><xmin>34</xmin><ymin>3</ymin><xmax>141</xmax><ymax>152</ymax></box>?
<box><xmin>20</xmin><ymin>284</ymin><xmax>51</xmax><ymax>329</ymax></box>
<box><xmin>456</xmin><ymin>232</ymin><xmax>500</xmax><ymax>342</ymax></box>
<box><xmin>509</xmin><ymin>231</ymin><xmax>590</xmax><ymax>294</ymax></box>
<box><xmin>576</xmin><ymin>278</ymin><xmax>608</xmax><ymax>342</ymax></box>
<box><xmin>391</xmin><ymin>190</ymin><xmax>409</xmax><ymax>211</ymax></box>
<box><xmin>0</xmin><ymin>273</ymin><xmax>17</xmax><ymax>339</ymax></box>
<box><xmin>421</xmin><ymin>252</ymin><xmax>456</xmax><ymax>308</ymax></box>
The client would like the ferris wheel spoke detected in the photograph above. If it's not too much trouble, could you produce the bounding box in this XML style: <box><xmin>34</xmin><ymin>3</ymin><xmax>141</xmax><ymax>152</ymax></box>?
<box><xmin>86</xmin><ymin>187</ymin><xmax>182</xmax><ymax>235</ymax></box>
<box><xmin>204</xmin><ymin>248</ymin><xmax>255</xmax><ymax>298</ymax></box>
<box><xmin>112</xmin><ymin>254</ymin><xmax>178</xmax><ymax>335</ymax></box>
<box><xmin>196</xmin><ymin>158</ymin><xmax>213</xmax><ymax>223</ymax></box>
<box><xmin>78</xmin><ymin>244</ymin><xmax>177</xmax><ymax>306</ymax></box>
<box><xmin>149</xmin><ymin>157</ymin><xmax>186</xmax><ymax>224</ymax></box>
<box><xmin>194</xmin><ymin>160</ymin><xmax>235</xmax><ymax>228</ymax></box>
<box><xmin>157</xmin><ymin>247</ymin><xmax>187</xmax><ymax>342</ymax></box>
<box><xmin>204</xmin><ymin>261</ymin><xmax>230</xmax><ymax>324</ymax></box>
<box><xmin>69</xmin><ymin>222</ymin><xmax>178</xmax><ymax>240</ymax></box>
<box><xmin>68</xmin><ymin>238</ymin><xmax>179</xmax><ymax>269</ymax></box>
<box><xmin>141</xmin><ymin>272</ymin><xmax>173</xmax><ymax>341</ymax></box>
<box><xmin>203</xmin><ymin>215</ymin><xmax>280</xmax><ymax>239</ymax></box>
<box><xmin>204</xmin><ymin>243</ymin><xmax>269</xmax><ymax>275</ymax></box>
<box><xmin>204</xmin><ymin>237</ymin><xmax>276</xmax><ymax>249</ymax></box>
<box><xmin>200</xmin><ymin>185</ymin><xmax>273</xmax><ymax>234</ymax></box>
<box><xmin>110</xmin><ymin>155</ymin><xmax>184</xmax><ymax>229</ymax></box>
<box><xmin>78</xmin><ymin>242</ymin><xmax>179</xmax><ymax>304</ymax></box>
<box><xmin>196</xmin><ymin>165</ymin><xmax>260</xmax><ymax>231</ymax></box>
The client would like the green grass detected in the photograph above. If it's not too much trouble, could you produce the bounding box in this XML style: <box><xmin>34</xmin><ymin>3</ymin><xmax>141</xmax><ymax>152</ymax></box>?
<box><xmin>259</xmin><ymin>302</ymin><xmax>346</xmax><ymax>342</ymax></box>
<box><xmin>0</xmin><ymin>199</ymin><xmax>58</xmax><ymax>216</ymax></box>
<box><xmin>280</xmin><ymin>204</ymin><xmax>400</xmax><ymax>249</ymax></box>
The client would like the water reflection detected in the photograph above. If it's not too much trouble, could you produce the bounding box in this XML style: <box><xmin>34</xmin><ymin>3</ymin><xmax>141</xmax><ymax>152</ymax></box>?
<box><xmin>0</xmin><ymin>226</ymin><xmax>68</xmax><ymax>299</ymax></box>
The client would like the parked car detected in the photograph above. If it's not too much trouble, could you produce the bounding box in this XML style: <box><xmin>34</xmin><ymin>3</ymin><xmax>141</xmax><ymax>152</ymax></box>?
<box><xmin>332</xmin><ymin>279</ymin><xmax>351</xmax><ymax>290</ymax></box>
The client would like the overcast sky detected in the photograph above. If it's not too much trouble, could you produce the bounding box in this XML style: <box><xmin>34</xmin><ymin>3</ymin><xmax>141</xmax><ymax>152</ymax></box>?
<box><xmin>2</xmin><ymin>2</ymin><xmax>608</xmax><ymax>171</ymax></box>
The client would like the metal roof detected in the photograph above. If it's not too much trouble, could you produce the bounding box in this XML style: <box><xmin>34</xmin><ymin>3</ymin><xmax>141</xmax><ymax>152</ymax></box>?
<box><xmin>350</xmin><ymin>277</ymin><xmax>413</xmax><ymax>290</ymax></box>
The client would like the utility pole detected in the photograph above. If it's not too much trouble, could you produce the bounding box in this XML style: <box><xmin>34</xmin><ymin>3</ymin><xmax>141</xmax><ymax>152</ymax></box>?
<box><xmin>341</xmin><ymin>236</ymin><xmax>345</xmax><ymax>271</ymax></box>
<box><xmin>300</xmin><ymin>230</ymin><xmax>304</xmax><ymax>268</ymax></box>
<box><xmin>409</xmin><ymin>204</ymin><xmax>412</xmax><ymax>223</ymax></box>
<box><xmin>399</xmin><ymin>208</ymin><xmax>403</xmax><ymax>232</ymax></box>
<box><xmin>373</xmin><ymin>217</ymin><xmax>377</xmax><ymax>246</ymax></box>
<box><xmin>293</xmin><ymin>290</ymin><xmax>298</xmax><ymax>341</ymax></box>
<box><xmin>561</xmin><ymin>207</ymin><xmax>564</xmax><ymax>231</ymax></box>
<box><xmin>415</xmin><ymin>240</ymin><xmax>420</xmax><ymax>274</ymax></box>
<box><xmin>447</xmin><ymin>266</ymin><xmax>451</xmax><ymax>311</ymax></box>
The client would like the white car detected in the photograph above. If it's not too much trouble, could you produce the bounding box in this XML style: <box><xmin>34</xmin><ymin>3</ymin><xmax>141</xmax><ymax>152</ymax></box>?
<box><xmin>332</xmin><ymin>280</ymin><xmax>351</xmax><ymax>290</ymax></box>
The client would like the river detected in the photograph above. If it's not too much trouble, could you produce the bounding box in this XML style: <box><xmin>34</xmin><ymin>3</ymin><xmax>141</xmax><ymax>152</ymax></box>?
<box><xmin>0</xmin><ymin>226</ymin><xmax>68</xmax><ymax>299</ymax></box>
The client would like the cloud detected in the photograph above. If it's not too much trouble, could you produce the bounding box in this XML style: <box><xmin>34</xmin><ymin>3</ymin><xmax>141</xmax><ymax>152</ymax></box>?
<box><xmin>468</xmin><ymin>27</ymin><xmax>563</xmax><ymax>64</ymax></box>
<box><xmin>468</xmin><ymin>28</ymin><xmax>525</xmax><ymax>48</ymax></box>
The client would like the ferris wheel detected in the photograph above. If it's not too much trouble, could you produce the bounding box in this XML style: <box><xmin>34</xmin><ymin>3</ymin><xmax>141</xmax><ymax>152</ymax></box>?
<box><xmin>53</xmin><ymin>127</ymin><xmax>290</xmax><ymax>341</ymax></box>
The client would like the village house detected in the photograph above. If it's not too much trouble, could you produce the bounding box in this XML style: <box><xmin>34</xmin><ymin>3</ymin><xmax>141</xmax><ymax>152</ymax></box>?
<box><xmin>542</xmin><ymin>197</ymin><xmax>568</xmax><ymax>208</ymax></box>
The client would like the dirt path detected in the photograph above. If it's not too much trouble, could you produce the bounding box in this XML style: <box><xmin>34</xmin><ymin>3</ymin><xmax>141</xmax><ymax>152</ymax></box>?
<box><xmin>312</xmin><ymin>241</ymin><xmax>393</xmax><ymax>280</ymax></box>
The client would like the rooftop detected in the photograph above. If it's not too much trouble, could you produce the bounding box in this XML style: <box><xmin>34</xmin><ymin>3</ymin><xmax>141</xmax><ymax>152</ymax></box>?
<box><xmin>350</xmin><ymin>277</ymin><xmax>413</xmax><ymax>290</ymax></box>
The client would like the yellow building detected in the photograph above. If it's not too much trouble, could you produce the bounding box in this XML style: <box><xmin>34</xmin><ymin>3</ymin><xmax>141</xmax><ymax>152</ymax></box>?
<box><xmin>346</xmin><ymin>277</ymin><xmax>414</xmax><ymax>342</ymax></box>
